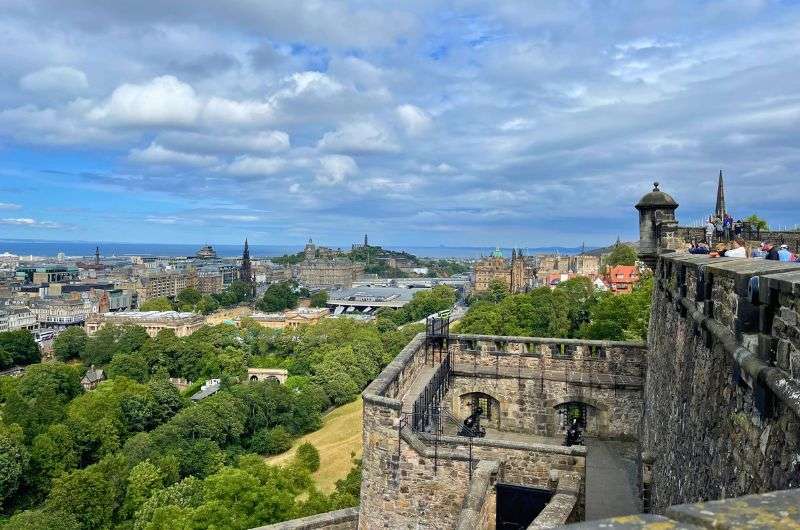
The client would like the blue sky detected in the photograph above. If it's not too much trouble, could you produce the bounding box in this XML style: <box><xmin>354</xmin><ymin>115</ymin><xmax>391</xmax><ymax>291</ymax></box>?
<box><xmin>1</xmin><ymin>0</ymin><xmax>800</xmax><ymax>247</ymax></box>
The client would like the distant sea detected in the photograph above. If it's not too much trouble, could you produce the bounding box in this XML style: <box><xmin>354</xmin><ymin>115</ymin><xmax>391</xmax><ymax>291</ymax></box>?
<box><xmin>0</xmin><ymin>239</ymin><xmax>594</xmax><ymax>260</ymax></box>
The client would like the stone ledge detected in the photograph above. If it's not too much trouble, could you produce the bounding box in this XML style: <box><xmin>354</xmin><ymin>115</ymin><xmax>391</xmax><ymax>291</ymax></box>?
<box><xmin>528</xmin><ymin>471</ymin><xmax>583</xmax><ymax>529</ymax></box>
<box><xmin>362</xmin><ymin>332</ymin><xmax>425</xmax><ymax>398</ymax></box>
<box><xmin>418</xmin><ymin>431</ymin><xmax>587</xmax><ymax>457</ymax></box>
<box><xmin>453</xmin><ymin>333</ymin><xmax>646</xmax><ymax>348</ymax></box>
<box><xmin>455</xmin><ymin>460</ymin><xmax>499</xmax><ymax>530</ymax></box>
<box><xmin>249</xmin><ymin>507</ymin><xmax>358</xmax><ymax>530</ymax></box>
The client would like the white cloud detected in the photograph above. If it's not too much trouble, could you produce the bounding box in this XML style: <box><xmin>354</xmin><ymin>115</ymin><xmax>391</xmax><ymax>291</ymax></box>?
<box><xmin>158</xmin><ymin>130</ymin><xmax>290</xmax><ymax>154</ymax></box>
<box><xmin>0</xmin><ymin>202</ymin><xmax>21</xmax><ymax>209</ymax></box>
<box><xmin>202</xmin><ymin>96</ymin><xmax>275</xmax><ymax>125</ymax></box>
<box><xmin>0</xmin><ymin>217</ymin><xmax>61</xmax><ymax>228</ymax></box>
<box><xmin>316</xmin><ymin>155</ymin><xmax>357</xmax><ymax>185</ymax></box>
<box><xmin>145</xmin><ymin>216</ymin><xmax>180</xmax><ymax>224</ymax></box>
<box><xmin>128</xmin><ymin>143</ymin><xmax>218</xmax><ymax>166</ymax></box>
<box><xmin>318</xmin><ymin>120</ymin><xmax>399</xmax><ymax>154</ymax></box>
<box><xmin>88</xmin><ymin>75</ymin><xmax>201</xmax><ymax>126</ymax></box>
<box><xmin>19</xmin><ymin>66</ymin><xmax>88</xmax><ymax>94</ymax></box>
<box><xmin>212</xmin><ymin>214</ymin><xmax>260</xmax><ymax>222</ymax></box>
<box><xmin>396</xmin><ymin>104</ymin><xmax>432</xmax><ymax>136</ymax></box>
<box><xmin>226</xmin><ymin>155</ymin><xmax>287</xmax><ymax>176</ymax></box>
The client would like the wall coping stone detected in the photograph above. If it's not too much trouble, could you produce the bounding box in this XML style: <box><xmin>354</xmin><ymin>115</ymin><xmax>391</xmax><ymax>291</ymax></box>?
<box><xmin>362</xmin><ymin>332</ymin><xmax>425</xmax><ymax>398</ymax></box>
<box><xmin>453</xmin><ymin>333</ymin><xmax>646</xmax><ymax>348</ymax></box>
<box><xmin>418</xmin><ymin>431</ymin><xmax>587</xmax><ymax>457</ymax></box>
<box><xmin>528</xmin><ymin>471</ymin><xmax>583</xmax><ymax>529</ymax></box>
<box><xmin>563</xmin><ymin>487</ymin><xmax>800</xmax><ymax>528</ymax></box>
<box><xmin>455</xmin><ymin>460</ymin><xmax>500</xmax><ymax>530</ymax></box>
<box><xmin>249</xmin><ymin>508</ymin><xmax>358</xmax><ymax>530</ymax></box>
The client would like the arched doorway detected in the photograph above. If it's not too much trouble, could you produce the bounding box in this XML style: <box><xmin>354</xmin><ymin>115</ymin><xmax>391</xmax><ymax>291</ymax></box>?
<box><xmin>250</xmin><ymin>375</ymin><xmax>259</xmax><ymax>381</ymax></box>
<box><xmin>554</xmin><ymin>401</ymin><xmax>601</xmax><ymax>437</ymax></box>
<box><xmin>458</xmin><ymin>392</ymin><xmax>501</xmax><ymax>429</ymax></box>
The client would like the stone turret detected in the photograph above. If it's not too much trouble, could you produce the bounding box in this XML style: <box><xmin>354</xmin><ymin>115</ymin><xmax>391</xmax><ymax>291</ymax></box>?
<box><xmin>635</xmin><ymin>182</ymin><xmax>679</xmax><ymax>268</ymax></box>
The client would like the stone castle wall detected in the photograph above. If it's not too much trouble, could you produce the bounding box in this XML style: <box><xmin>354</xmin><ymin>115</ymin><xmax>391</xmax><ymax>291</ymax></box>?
<box><xmin>447</xmin><ymin>336</ymin><xmax>646</xmax><ymax>439</ymax></box>
<box><xmin>643</xmin><ymin>253</ymin><xmax>800</xmax><ymax>512</ymax></box>
<box><xmin>357</xmin><ymin>333</ymin><xmax>649</xmax><ymax>529</ymax></box>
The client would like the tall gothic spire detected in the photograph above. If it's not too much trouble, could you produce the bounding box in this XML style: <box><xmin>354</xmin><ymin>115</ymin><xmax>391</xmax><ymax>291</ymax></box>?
<box><xmin>241</xmin><ymin>238</ymin><xmax>254</xmax><ymax>298</ymax></box>
<box><xmin>95</xmin><ymin>246</ymin><xmax>100</xmax><ymax>265</ymax></box>
<box><xmin>715</xmin><ymin>170</ymin><xmax>726</xmax><ymax>218</ymax></box>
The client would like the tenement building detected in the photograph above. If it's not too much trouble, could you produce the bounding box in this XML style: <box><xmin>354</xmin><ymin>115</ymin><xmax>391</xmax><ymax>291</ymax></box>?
<box><xmin>255</xmin><ymin>181</ymin><xmax>800</xmax><ymax>530</ymax></box>
<box><xmin>136</xmin><ymin>269</ymin><xmax>198</xmax><ymax>303</ymax></box>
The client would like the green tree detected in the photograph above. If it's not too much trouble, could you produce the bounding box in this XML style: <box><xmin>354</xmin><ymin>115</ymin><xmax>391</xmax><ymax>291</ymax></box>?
<box><xmin>196</xmin><ymin>295</ymin><xmax>220</xmax><ymax>315</ymax></box>
<box><xmin>295</xmin><ymin>443</ymin><xmax>320</xmax><ymax>472</ymax></box>
<box><xmin>1</xmin><ymin>509</ymin><xmax>81</xmax><ymax>530</ymax></box>
<box><xmin>603</xmin><ymin>244</ymin><xmax>637</xmax><ymax>268</ymax></box>
<box><xmin>46</xmin><ymin>456</ymin><xmax>129</xmax><ymax>530</ymax></box>
<box><xmin>0</xmin><ymin>423</ymin><xmax>29</xmax><ymax>507</ymax></box>
<box><xmin>309</xmin><ymin>290</ymin><xmax>328</xmax><ymax>308</ymax></box>
<box><xmin>176</xmin><ymin>288</ymin><xmax>202</xmax><ymax>308</ymax></box>
<box><xmin>744</xmin><ymin>214</ymin><xmax>769</xmax><ymax>230</ymax></box>
<box><xmin>580</xmin><ymin>276</ymin><xmax>652</xmax><ymax>341</ymax></box>
<box><xmin>53</xmin><ymin>327</ymin><xmax>88</xmax><ymax>362</ymax></box>
<box><xmin>82</xmin><ymin>325</ymin><xmax>122</xmax><ymax>366</ymax></box>
<box><xmin>257</xmin><ymin>282</ymin><xmax>299</xmax><ymax>312</ymax></box>
<box><xmin>0</xmin><ymin>329</ymin><xmax>41</xmax><ymax>367</ymax></box>
<box><xmin>249</xmin><ymin>425</ymin><xmax>293</xmax><ymax>455</ymax></box>
<box><xmin>109</xmin><ymin>352</ymin><xmax>151</xmax><ymax>383</ymax></box>
<box><xmin>123</xmin><ymin>460</ymin><xmax>164</xmax><ymax>518</ymax></box>
<box><xmin>139</xmin><ymin>297</ymin><xmax>174</xmax><ymax>312</ymax></box>
<box><xmin>28</xmin><ymin>423</ymin><xmax>79</xmax><ymax>501</ymax></box>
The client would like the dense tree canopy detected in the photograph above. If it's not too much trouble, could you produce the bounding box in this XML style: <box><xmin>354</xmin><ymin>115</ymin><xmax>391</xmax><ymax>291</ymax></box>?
<box><xmin>138</xmin><ymin>297</ymin><xmax>173</xmax><ymax>312</ymax></box>
<box><xmin>256</xmin><ymin>282</ymin><xmax>299</xmax><ymax>312</ymax></box>
<box><xmin>380</xmin><ymin>285</ymin><xmax>456</xmax><ymax>326</ymax></box>
<box><xmin>459</xmin><ymin>276</ymin><xmax>651</xmax><ymax>342</ymax></box>
<box><xmin>309</xmin><ymin>290</ymin><xmax>328</xmax><ymax>308</ymax></box>
<box><xmin>0</xmin><ymin>329</ymin><xmax>41</xmax><ymax>368</ymax></box>
<box><xmin>53</xmin><ymin>327</ymin><xmax>88</xmax><ymax>362</ymax></box>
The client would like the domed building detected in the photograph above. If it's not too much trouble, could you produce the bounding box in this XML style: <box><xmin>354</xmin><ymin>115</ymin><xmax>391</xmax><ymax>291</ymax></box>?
<box><xmin>196</xmin><ymin>244</ymin><xmax>217</xmax><ymax>260</ymax></box>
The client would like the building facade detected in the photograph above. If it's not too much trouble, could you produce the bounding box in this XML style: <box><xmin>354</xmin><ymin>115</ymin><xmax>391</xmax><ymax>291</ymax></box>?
<box><xmin>137</xmin><ymin>270</ymin><xmax>198</xmax><ymax>303</ymax></box>
<box><xmin>298</xmin><ymin>258</ymin><xmax>364</xmax><ymax>288</ymax></box>
<box><xmin>85</xmin><ymin>311</ymin><xmax>205</xmax><ymax>337</ymax></box>
<box><xmin>473</xmin><ymin>248</ymin><xmax>530</xmax><ymax>293</ymax></box>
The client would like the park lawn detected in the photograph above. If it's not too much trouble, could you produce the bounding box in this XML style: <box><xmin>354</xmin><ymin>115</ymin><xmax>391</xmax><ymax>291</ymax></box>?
<box><xmin>267</xmin><ymin>397</ymin><xmax>363</xmax><ymax>493</ymax></box>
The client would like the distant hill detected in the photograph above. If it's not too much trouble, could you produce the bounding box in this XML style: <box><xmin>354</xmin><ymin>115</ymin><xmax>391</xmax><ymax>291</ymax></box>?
<box><xmin>581</xmin><ymin>241</ymin><xmax>639</xmax><ymax>257</ymax></box>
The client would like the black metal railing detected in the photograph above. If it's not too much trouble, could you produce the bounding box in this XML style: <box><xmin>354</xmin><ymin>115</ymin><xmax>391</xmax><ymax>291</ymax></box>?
<box><xmin>412</xmin><ymin>352</ymin><xmax>452</xmax><ymax>432</ymax></box>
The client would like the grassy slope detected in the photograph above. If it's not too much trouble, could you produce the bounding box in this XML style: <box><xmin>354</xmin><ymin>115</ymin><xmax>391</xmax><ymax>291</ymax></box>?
<box><xmin>266</xmin><ymin>397</ymin><xmax>363</xmax><ymax>493</ymax></box>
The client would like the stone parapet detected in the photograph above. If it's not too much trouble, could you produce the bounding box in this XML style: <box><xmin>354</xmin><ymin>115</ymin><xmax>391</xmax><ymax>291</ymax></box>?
<box><xmin>250</xmin><ymin>508</ymin><xmax>358</xmax><ymax>530</ymax></box>
<box><xmin>454</xmin><ymin>460</ymin><xmax>499</xmax><ymax>530</ymax></box>
<box><xmin>644</xmin><ymin>253</ymin><xmax>800</xmax><ymax>512</ymax></box>
<box><xmin>528</xmin><ymin>472</ymin><xmax>582</xmax><ymax>529</ymax></box>
<box><xmin>563</xmin><ymin>487</ymin><xmax>800</xmax><ymax>529</ymax></box>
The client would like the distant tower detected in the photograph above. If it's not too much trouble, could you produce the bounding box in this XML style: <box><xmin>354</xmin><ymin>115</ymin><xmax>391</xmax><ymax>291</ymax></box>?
<box><xmin>95</xmin><ymin>246</ymin><xmax>100</xmax><ymax>266</ymax></box>
<box><xmin>240</xmin><ymin>239</ymin><xmax>255</xmax><ymax>298</ymax></box>
<box><xmin>715</xmin><ymin>170</ymin><xmax>726</xmax><ymax>219</ymax></box>
<box><xmin>364</xmin><ymin>233</ymin><xmax>369</xmax><ymax>247</ymax></box>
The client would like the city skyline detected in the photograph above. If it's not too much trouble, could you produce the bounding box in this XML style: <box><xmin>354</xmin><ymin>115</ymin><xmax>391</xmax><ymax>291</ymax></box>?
<box><xmin>2</xmin><ymin>1</ymin><xmax>800</xmax><ymax>245</ymax></box>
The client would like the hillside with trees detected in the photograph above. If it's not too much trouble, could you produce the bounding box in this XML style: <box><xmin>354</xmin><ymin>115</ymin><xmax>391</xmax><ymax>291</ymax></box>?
<box><xmin>0</xmin><ymin>314</ymin><xmax>420</xmax><ymax>530</ymax></box>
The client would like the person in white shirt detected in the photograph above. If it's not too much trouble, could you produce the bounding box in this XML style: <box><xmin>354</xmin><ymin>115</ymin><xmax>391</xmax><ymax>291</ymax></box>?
<box><xmin>724</xmin><ymin>238</ymin><xmax>747</xmax><ymax>258</ymax></box>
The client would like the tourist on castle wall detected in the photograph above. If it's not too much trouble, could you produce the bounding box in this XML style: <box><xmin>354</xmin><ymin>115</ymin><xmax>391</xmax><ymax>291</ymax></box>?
<box><xmin>705</xmin><ymin>218</ymin><xmax>715</xmax><ymax>244</ymax></box>
<box><xmin>778</xmin><ymin>244</ymin><xmax>794</xmax><ymax>262</ymax></box>
<box><xmin>752</xmin><ymin>242</ymin><xmax>768</xmax><ymax>258</ymax></box>
<box><xmin>734</xmin><ymin>219</ymin><xmax>743</xmax><ymax>237</ymax></box>
<box><xmin>714</xmin><ymin>216</ymin><xmax>723</xmax><ymax>239</ymax></box>
<box><xmin>765</xmin><ymin>242</ymin><xmax>780</xmax><ymax>261</ymax></box>
<box><xmin>724</xmin><ymin>238</ymin><xmax>747</xmax><ymax>258</ymax></box>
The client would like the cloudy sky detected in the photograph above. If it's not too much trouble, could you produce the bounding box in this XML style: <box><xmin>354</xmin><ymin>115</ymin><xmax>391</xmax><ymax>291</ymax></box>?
<box><xmin>1</xmin><ymin>0</ymin><xmax>799</xmax><ymax>247</ymax></box>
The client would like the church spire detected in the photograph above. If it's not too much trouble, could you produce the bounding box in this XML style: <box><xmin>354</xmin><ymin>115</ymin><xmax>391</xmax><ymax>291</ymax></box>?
<box><xmin>715</xmin><ymin>169</ymin><xmax>726</xmax><ymax>219</ymax></box>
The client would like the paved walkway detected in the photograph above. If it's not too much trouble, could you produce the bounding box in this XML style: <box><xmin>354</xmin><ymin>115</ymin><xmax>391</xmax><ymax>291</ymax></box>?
<box><xmin>400</xmin><ymin>365</ymin><xmax>436</xmax><ymax>413</ymax></box>
<box><xmin>585</xmin><ymin>439</ymin><xmax>641</xmax><ymax>521</ymax></box>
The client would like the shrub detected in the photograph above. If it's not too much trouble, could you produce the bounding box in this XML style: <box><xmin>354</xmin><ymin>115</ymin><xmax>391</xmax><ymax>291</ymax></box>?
<box><xmin>295</xmin><ymin>443</ymin><xmax>320</xmax><ymax>472</ymax></box>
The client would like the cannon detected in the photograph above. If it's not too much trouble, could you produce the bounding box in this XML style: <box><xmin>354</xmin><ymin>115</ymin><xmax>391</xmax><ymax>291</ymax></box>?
<box><xmin>458</xmin><ymin>406</ymin><xmax>486</xmax><ymax>438</ymax></box>
<box><xmin>564</xmin><ymin>418</ymin><xmax>584</xmax><ymax>447</ymax></box>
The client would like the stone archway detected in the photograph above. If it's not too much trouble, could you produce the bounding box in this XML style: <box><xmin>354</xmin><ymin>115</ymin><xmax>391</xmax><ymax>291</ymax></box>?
<box><xmin>249</xmin><ymin>375</ymin><xmax>258</xmax><ymax>381</ymax></box>
<box><xmin>457</xmin><ymin>392</ymin><xmax>502</xmax><ymax>429</ymax></box>
<box><xmin>546</xmin><ymin>396</ymin><xmax>610</xmax><ymax>438</ymax></box>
